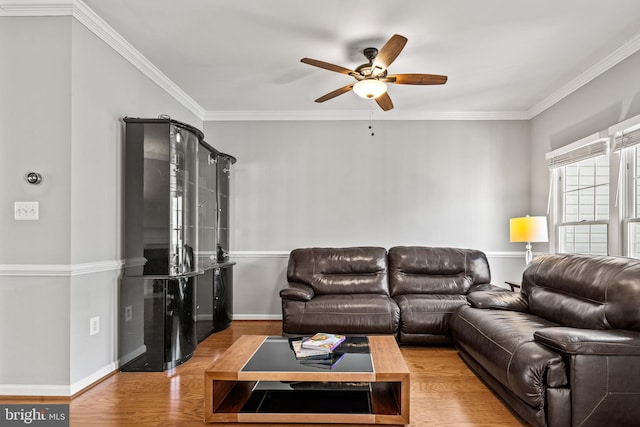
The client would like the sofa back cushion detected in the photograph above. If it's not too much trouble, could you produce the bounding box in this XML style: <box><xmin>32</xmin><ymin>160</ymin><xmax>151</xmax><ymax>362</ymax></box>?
<box><xmin>388</xmin><ymin>246</ymin><xmax>491</xmax><ymax>296</ymax></box>
<box><xmin>522</xmin><ymin>254</ymin><xmax>640</xmax><ymax>331</ymax></box>
<box><xmin>287</xmin><ymin>247</ymin><xmax>389</xmax><ymax>295</ymax></box>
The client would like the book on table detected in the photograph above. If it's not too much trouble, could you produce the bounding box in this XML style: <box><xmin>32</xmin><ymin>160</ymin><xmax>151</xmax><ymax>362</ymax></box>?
<box><xmin>290</xmin><ymin>339</ymin><xmax>331</xmax><ymax>359</ymax></box>
<box><xmin>301</xmin><ymin>333</ymin><xmax>346</xmax><ymax>353</ymax></box>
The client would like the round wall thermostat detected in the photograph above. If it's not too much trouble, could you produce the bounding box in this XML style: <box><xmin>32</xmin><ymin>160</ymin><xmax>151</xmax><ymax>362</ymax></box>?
<box><xmin>26</xmin><ymin>172</ymin><xmax>42</xmax><ymax>184</ymax></box>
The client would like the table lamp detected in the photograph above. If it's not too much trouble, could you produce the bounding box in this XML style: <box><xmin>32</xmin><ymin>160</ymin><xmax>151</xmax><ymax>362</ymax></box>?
<box><xmin>510</xmin><ymin>216</ymin><xmax>548</xmax><ymax>264</ymax></box>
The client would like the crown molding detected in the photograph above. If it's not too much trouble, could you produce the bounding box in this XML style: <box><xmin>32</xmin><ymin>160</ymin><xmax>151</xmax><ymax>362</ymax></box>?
<box><xmin>203</xmin><ymin>110</ymin><xmax>530</xmax><ymax>121</ymax></box>
<box><xmin>0</xmin><ymin>0</ymin><xmax>72</xmax><ymax>15</ymax></box>
<box><xmin>528</xmin><ymin>32</ymin><xmax>640</xmax><ymax>119</ymax></box>
<box><xmin>5</xmin><ymin>1</ymin><xmax>640</xmax><ymax>122</ymax></box>
<box><xmin>0</xmin><ymin>0</ymin><xmax>206</xmax><ymax>120</ymax></box>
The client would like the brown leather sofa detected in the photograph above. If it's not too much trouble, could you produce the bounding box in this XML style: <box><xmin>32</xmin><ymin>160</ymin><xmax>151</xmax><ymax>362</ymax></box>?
<box><xmin>280</xmin><ymin>246</ymin><xmax>502</xmax><ymax>343</ymax></box>
<box><xmin>450</xmin><ymin>253</ymin><xmax>640</xmax><ymax>427</ymax></box>
<box><xmin>389</xmin><ymin>246</ymin><xmax>501</xmax><ymax>344</ymax></box>
<box><xmin>280</xmin><ymin>246</ymin><xmax>399</xmax><ymax>336</ymax></box>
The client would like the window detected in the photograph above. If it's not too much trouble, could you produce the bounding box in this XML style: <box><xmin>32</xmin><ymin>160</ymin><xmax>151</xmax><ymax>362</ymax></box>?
<box><xmin>613</xmin><ymin>119</ymin><xmax>640</xmax><ymax>258</ymax></box>
<box><xmin>628</xmin><ymin>146</ymin><xmax>640</xmax><ymax>256</ymax></box>
<box><xmin>548</xmin><ymin>115</ymin><xmax>640</xmax><ymax>258</ymax></box>
<box><xmin>547</xmin><ymin>133</ymin><xmax>610</xmax><ymax>255</ymax></box>
<box><xmin>558</xmin><ymin>156</ymin><xmax>609</xmax><ymax>254</ymax></box>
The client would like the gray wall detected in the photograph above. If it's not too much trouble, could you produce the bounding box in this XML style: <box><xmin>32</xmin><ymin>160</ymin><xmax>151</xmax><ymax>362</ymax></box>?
<box><xmin>0</xmin><ymin>16</ymin><xmax>200</xmax><ymax>395</ymax></box>
<box><xmin>204</xmin><ymin>120</ymin><xmax>531</xmax><ymax>317</ymax></box>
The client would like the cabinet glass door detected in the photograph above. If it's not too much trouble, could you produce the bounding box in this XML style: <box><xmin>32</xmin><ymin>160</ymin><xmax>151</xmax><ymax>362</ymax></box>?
<box><xmin>169</xmin><ymin>124</ymin><xmax>199</xmax><ymax>276</ymax></box>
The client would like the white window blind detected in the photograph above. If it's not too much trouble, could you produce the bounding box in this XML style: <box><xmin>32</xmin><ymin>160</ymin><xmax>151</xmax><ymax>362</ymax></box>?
<box><xmin>611</xmin><ymin>126</ymin><xmax>640</xmax><ymax>152</ymax></box>
<box><xmin>546</xmin><ymin>132</ymin><xmax>609</xmax><ymax>169</ymax></box>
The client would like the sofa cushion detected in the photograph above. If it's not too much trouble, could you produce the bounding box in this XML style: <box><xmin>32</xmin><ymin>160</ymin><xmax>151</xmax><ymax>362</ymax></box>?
<box><xmin>523</xmin><ymin>254</ymin><xmax>640</xmax><ymax>331</ymax></box>
<box><xmin>395</xmin><ymin>294</ymin><xmax>467</xmax><ymax>335</ymax></box>
<box><xmin>388</xmin><ymin>246</ymin><xmax>491</xmax><ymax>296</ymax></box>
<box><xmin>289</xmin><ymin>294</ymin><xmax>400</xmax><ymax>335</ymax></box>
<box><xmin>287</xmin><ymin>247</ymin><xmax>389</xmax><ymax>295</ymax></box>
<box><xmin>451</xmin><ymin>305</ymin><xmax>567</xmax><ymax>408</ymax></box>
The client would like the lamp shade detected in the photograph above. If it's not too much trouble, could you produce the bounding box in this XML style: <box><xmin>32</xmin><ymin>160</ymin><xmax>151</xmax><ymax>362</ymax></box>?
<box><xmin>353</xmin><ymin>79</ymin><xmax>387</xmax><ymax>99</ymax></box>
<box><xmin>510</xmin><ymin>216</ymin><xmax>548</xmax><ymax>243</ymax></box>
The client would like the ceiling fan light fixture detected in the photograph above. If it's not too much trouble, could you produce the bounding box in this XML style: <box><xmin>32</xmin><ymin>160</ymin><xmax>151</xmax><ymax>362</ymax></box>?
<box><xmin>353</xmin><ymin>79</ymin><xmax>387</xmax><ymax>99</ymax></box>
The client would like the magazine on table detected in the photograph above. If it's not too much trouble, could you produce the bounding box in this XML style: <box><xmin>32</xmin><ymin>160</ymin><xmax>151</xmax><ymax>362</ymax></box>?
<box><xmin>289</xmin><ymin>339</ymin><xmax>332</xmax><ymax>359</ymax></box>
<box><xmin>301</xmin><ymin>333</ymin><xmax>346</xmax><ymax>353</ymax></box>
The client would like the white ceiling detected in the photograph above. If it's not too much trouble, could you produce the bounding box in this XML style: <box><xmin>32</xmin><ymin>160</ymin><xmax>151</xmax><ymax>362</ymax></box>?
<box><xmin>68</xmin><ymin>1</ymin><xmax>640</xmax><ymax>117</ymax></box>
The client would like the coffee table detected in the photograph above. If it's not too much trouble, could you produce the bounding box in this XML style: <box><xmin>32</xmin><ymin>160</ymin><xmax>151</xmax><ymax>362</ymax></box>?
<box><xmin>204</xmin><ymin>335</ymin><xmax>410</xmax><ymax>425</ymax></box>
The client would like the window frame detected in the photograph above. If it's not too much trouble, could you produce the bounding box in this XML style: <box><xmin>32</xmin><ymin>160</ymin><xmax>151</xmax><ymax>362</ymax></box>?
<box><xmin>620</xmin><ymin>142</ymin><xmax>640</xmax><ymax>257</ymax></box>
<box><xmin>547</xmin><ymin>132</ymin><xmax>614</xmax><ymax>256</ymax></box>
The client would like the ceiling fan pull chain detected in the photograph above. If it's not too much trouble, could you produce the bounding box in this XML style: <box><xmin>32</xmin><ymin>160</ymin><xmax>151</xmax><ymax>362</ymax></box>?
<box><xmin>369</xmin><ymin>110</ymin><xmax>375</xmax><ymax>136</ymax></box>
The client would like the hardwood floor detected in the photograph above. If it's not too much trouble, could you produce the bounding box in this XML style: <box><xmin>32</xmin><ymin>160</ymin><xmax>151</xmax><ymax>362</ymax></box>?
<box><xmin>1</xmin><ymin>321</ymin><xmax>526</xmax><ymax>426</ymax></box>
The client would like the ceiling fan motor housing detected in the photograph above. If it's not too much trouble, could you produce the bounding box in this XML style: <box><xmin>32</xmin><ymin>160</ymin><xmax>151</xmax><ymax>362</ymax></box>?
<box><xmin>363</xmin><ymin>47</ymin><xmax>378</xmax><ymax>62</ymax></box>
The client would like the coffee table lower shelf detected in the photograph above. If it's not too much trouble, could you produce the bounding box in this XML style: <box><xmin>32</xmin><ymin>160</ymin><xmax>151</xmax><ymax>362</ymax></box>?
<box><xmin>204</xmin><ymin>335</ymin><xmax>410</xmax><ymax>425</ymax></box>
<box><xmin>207</xmin><ymin>380</ymin><xmax>404</xmax><ymax>424</ymax></box>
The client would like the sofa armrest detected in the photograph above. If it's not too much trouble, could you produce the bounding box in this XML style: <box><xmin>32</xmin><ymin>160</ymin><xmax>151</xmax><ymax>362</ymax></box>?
<box><xmin>535</xmin><ymin>327</ymin><xmax>640</xmax><ymax>355</ymax></box>
<box><xmin>468</xmin><ymin>283</ymin><xmax>510</xmax><ymax>293</ymax></box>
<box><xmin>466</xmin><ymin>291</ymin><xmax>529</xmax><ymax>312</ymax></box>
<box><xmin>279</xmin><ymin>282</ymin><xmax>315</xmax><ymax>301</ymax></box>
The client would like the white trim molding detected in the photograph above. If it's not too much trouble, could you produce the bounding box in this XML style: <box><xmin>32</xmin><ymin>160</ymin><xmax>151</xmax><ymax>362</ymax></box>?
<box><xmin>233</xmin><ymin>314</ymin><xmax>283</xmax><ymax>321</ymax></box>
<box><xmin>70</xmin><ymin>363</ymin><xmax>116</xmax><ymax>396</ymax></box>
<box><xmin>0</xmin><ymin>362</ymin><xmax>116</xmax><ymax>396</ymax></box>
<box><xmin>203</xmin><ymin>110</ymin><xmax>530</xmax><ymax>122</ymax></box>
<box><xmin>230</xmin><ymin>250</ymin><xmax>524</xmax><ymax>259</ymax></box>
<box><xmin>0</xmin><ymin>383</ymin><xmax>70</xmax><ymax>397</ymax></box>
<box><xmin>0</xmin><ymin>260</ymin><xmax>123</xmax><ymax>277</ymax></box>
<box><xmin>230</xmin><ymin>251</ymin><xmax>290</xmax><ymax>259</ymax></box>
<box><xmin>0</xmin><ymin>0</ymin><xmax>206</xmax><ymax>120</ymax></box>
<box><xmin>528</xmin><ymin>32</ymin><xmax>640</xmax><ymax>118</ymax></box>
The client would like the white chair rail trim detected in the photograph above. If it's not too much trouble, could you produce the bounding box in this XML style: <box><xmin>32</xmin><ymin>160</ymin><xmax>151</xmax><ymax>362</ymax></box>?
<box><xmin>229</xmin><ymin>250</ymin><xmax>525</xmax><ymax>259</ymax></box>
<box><xmin>0</xmin><ymin>259</ymin><xmax>124</xmax><ymax>277</ymax></box>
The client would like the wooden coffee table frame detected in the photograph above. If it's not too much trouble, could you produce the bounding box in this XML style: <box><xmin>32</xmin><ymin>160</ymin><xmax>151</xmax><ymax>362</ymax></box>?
<box><xmin>204</xmin><ymin>335</ymin><xmax>410</xmax><ymax>425</ymax></box>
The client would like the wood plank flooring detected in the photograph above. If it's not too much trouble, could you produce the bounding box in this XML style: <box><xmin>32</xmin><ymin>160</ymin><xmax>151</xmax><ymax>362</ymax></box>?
<box><xmin>1</xmin><ymin>321</ymin><xmax>527</xmax><ymax>426</ymax></box>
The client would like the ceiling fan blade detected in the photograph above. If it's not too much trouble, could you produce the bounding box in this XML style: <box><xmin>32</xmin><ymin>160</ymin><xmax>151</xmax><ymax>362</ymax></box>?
<box><xmin>314</xmin><ymin>84</ymin><xmax>354</xmax><ymax>103</ymax></box>
<box><xmin>301</xmin><ymin>58</ymin><xmax>354</xmax><ymax>75</ymax></box>
<box><xmin>375</xmin><ymin>92</ymin><xmax>394</xmax><ymax>111</ymax></box>
<box><xmin>385</xmin><ymin>73</ymin><xmax>448</xmax><ymax>85</ymax></box>
<box><xmin>372</xmin><ymin>34</ymin><xmax>408</xmax><ymax>73</ymax></box>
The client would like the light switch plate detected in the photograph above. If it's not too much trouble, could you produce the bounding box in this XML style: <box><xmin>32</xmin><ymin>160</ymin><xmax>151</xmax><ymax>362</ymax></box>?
<box><xmin>14</xmin><ymin>201</ymin><xmax>39</xmax><ymax>220</ymax></box>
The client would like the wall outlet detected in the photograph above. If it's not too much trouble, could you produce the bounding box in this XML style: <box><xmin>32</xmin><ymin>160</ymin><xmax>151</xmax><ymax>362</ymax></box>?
<box><xmin>89</xmin><ymin>316</ymin><xmax>100</xmax><ymax>336</ymax></box>
<box><xmin>124</xmin><ymin>305</ymin><xmax>133</xmax><ymax>322</ymax></box>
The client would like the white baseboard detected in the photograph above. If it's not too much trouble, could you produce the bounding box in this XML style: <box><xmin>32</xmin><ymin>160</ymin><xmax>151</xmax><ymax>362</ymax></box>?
<box><xmin>0</xmin><ymin>383</ymin><xmax>70</xmax><ymax>397</ymax></box>
<box><xmin>233</xmin><ymin>314</ymin><xmax>283</xmax><ymax>320</ymax></box>
<box><xmin>117</xmin><ymin>345</ymin><xmax>147</xmax><ymax>368</ymax></box>
<box><xmin>70</xmin><ymin>363</ymin><xmax>117</xmax><ymax>396</ymax></box>
<box><xmin>0</xmin><ymin>362</ymin><xmax>116</xmax><ymax>397</ymax></box>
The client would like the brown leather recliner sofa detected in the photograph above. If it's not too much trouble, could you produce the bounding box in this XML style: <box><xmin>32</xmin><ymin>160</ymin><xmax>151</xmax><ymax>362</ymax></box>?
<box><xmin>389</xmin><ymin>246</ymin><xmax>502</xmax><ymax>344</ymax></box>
<box><xmin>280</xmin><ymin>246</ymin><xmax>503</xmax><ymax>343</ymax></box>
<box><xmin>450</xmin><ymin>253</ymin><xmax>640</xmax><ymax>427</ymax></box>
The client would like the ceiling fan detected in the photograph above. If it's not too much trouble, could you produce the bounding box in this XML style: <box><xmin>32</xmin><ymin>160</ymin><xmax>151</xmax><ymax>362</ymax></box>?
<box><xmin>301</xmin><ymin>34</ymin><xmax>447</xmax><ymax>111</ymax></box>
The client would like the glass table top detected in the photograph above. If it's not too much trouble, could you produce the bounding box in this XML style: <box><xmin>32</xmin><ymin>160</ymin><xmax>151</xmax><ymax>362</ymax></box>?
<box><xmin>241</xmin><ymin>336</ymin><xmax>373</xmax><ymax>373</ymax></box>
